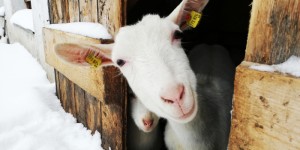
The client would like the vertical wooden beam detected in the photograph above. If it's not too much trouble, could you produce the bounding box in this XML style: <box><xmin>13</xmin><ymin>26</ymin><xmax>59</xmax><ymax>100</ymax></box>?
<box><xmin>229</xmin><ymin>0</ymin><xmax>300</xmax><ymax>149</ymax></box>
<box><xmin>97</xmin><ymin>0</ymin><xmax>126</xmax><ymax>36</ymax></box>
<box><xmin>245</xmin><ymin>0</ymin><xmax>300</xmax><ymax>64</ymax></box>
<box><xmin>74</xmin><ymin>83</ymin><xmax>88</xmax><ymax>127</ymax></box>
<box><xmin>101</xmin><ymin>67</ymin><xmax>128</xmax><ymax>150</ymax></box>
<box><xmin>68</xmin><ymin>0</ymin><xmax>80</xmax><ymax>22</ymax></box>
<box><xmin>49</xmin><ymin>0</ymin><xmax>70</xmax><ymax>23</ymax></box>
<box><xmin>79</xmin><ymin>0</ymin><xmax>98</xmax><ymax>22</ymax></box>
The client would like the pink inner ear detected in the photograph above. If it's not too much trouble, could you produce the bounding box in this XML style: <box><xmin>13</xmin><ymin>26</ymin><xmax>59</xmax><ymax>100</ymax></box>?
<box><xmin>56</xmin><ymin>44</ymin><xmax>113</xmax><ymax>66</ymax></box>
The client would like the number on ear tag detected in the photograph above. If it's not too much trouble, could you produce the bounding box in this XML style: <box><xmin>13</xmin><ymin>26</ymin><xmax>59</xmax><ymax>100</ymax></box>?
<box><xmin>187</xmin><ymin>11</ymin><xmax>202</xmax><ymax>28</ymax></box>
<box><xmin>85</xmin><ymin>52</ymin><xmax>102</xmax><ymax>68</ymax></box>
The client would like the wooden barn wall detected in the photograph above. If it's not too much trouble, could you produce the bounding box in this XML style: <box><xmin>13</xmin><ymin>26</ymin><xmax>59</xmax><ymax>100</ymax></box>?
<box><xmin>48</xmin><ymin>0</ymin><xmax>127</xmax><ymax>150</ymax></box>
<box><xmin>229</xmin><ymin>0</ymin><xmax>300</xmax><ymax>149</ymax></box>
<box><xmin>49</xmin><ymin>0</ymin><xmax>126</xmax><ymax>36</ymax></box>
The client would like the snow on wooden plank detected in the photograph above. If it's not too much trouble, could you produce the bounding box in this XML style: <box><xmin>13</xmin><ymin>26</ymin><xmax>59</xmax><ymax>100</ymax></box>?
<box><xmin>0</xmin><ymin>6</ymin><xmax>5</xmax><ymax>17</ymax></box>
<box><xmin>250</xmin><ymin>56</ymin><xmax>300</xmax><ymax>77</ymax></box>
<box><xmin>10</xmin><ymin>9</ymin><xmax>34</xmax><ymax>32</ymax></box>
<box><xmin>46</xmin><ymin>22</ymin><xmax>112</xmax><ymax>39</ymax></box>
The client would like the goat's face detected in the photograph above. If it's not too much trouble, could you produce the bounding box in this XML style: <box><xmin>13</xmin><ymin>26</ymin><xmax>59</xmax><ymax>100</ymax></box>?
<box><xmin>131</xmin><ymin>98</ymin><xmax>159</xmax><ymax>132</ymax></box>
<box><xmin>112</xmin><ymin>15</ymin><xmax>198</xmax><ymax>123</ymax></box>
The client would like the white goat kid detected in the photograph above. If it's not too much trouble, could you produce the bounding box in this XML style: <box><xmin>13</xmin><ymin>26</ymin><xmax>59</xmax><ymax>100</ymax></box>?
<box><xmin>127</xmin><ymin>97</ymin><xmax>164</xmax><ymax>150</ymax></box>
<box><xmin>55</xmin><ymin>0</ymin><xmax>234</xmax><ymax>149</ymax></box>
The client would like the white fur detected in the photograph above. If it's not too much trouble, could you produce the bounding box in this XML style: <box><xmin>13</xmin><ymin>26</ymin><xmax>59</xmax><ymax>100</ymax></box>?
<box><xmin>112</xmin><ymin>15</ymin><xmax>198</xmax><ymax>123</ymax></box>
<box><xmin>127</xmin><ymin>97</ymin><xmax>164</xmax><ymax>150</ymax></box>
<box><xmin>131</xmin><ymin>97</ymin><xmax>159</xmax><ymax>132</ymax></box>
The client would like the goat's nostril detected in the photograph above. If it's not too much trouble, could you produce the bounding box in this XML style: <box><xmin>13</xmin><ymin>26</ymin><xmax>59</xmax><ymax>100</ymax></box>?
<box><xmin>179</xmin><ymin>85</ymin><xmax>184</xmax><ymax>100</ymax></box>
<box><xmin>160</xmin><ymin>84</ymin><xmax>185</xmax><ymax>104</ymax></box>
<box><xmin>143</xmin><ymin>119</ymin><xmax>153</xmax><ymax>127</ymax></box>
<box><xmin>161</xmin><ymin>97</ymin><xmax>175</xmax><ymax>104</ymax></box>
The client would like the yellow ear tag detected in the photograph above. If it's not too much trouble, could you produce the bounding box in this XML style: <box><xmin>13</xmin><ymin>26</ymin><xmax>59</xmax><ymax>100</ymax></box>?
<box><xmin>187</xmin><ymin>11</ymin><xmax>202</xmax><ymax>28</ymax></box>
<box><xmin>85</xmin><ymin>52</ymin><xmax>102</xmax><ymax>68</ymax></box>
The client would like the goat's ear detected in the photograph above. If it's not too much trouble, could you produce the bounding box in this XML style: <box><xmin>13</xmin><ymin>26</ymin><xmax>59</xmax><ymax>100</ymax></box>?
<box><xmin>55</xmin><ymin>43</ymin><xmax>114</xmax><ymax>67</ymax></box>
<box><xmin>167</xmin><ymin>0</ymin><xmax>209</xmax><ymax>29</ymax></box>
<box><xmin>167</xmin><ymin>0</ymin><xmax>187</xmax><ymax>24</ymax></box>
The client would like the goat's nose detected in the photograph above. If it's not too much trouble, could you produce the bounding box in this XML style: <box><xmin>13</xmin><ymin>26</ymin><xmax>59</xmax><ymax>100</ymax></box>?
<box><xmin>160</xmin><ymin>84</ymin><xmax>184</xmax><ymax>104</ymax></box>
<box><xmin>143</xmin><ymin>119</ymin><xmax>153</xmax><ymax>128</ymax></box>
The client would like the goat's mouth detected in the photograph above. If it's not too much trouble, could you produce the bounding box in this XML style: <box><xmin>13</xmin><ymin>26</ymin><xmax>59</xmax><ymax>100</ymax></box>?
<box><xmin>142</xmin><ymin>127</ymin><xmax>154</xmax><ymax>133</ymax></box>
<box><xmin>179</xmin><ymin>101</ymin><xmax>196</xmax><ymax>120</ymax></box>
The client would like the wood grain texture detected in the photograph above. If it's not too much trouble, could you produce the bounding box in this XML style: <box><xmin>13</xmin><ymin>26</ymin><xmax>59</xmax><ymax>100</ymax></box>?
<box><xmin>79</xmin><ymin>0</ymin><xmax>98</xmax><ymax>22</ymax></box>
<box><xmin>49</xmin><ymin>0</ymin><xmax>126</xmax><ymax>36</ymax></box>
<box><xmin>245</xmin><ymin>0</ymin><xmax>300</xmax><ymax>64</ymax></box>
<box><xmin>55</xmin><ymin>70</ymin><xmax>127</xmax><ymax>150</ymax></box>
<box><xmin>44</xmin><ymin>27</ymin><xmax>128</xmax><ymax>149</ymax></box>
<box><xmin>102</xmin><ymin>66</ymin><xmax>128</xmax><ymax>150</ymax></box>
<box><xmin>97</xmin><ymin>0</ymin><xmax>126</xmax><ymax>36</ymax></box>
<box><xmin>47</xmin><ymin>1</ymin><xmax>128</xmax><ymax>149</ymax></box>
<box><xmin>228</xmin><ymin>62</ymin><xmax>300</xmax><ymax>150</ymax></box>
<box><xmin>68</xmin><ymin>0</ymin><xmax>80</xmax><ymax>22</ymax></box>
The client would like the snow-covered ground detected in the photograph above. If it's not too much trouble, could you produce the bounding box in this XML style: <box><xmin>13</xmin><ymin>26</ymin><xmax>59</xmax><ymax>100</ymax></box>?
<box><xmin>0</xmin><ymin>43</ymin><xmax>102</xmax><ymax>150</ymax></box>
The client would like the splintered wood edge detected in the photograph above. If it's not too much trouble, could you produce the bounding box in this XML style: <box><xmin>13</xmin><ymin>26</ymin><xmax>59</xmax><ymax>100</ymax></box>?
<box><xmin>43</xmin><ymin>27</ymin><xmax>114</xmax><ymax>102</ymax></box>
<box><xmin>229</xmin><ymin>61</ymin><xmax>300</xmax><ymax>150</ymax></box>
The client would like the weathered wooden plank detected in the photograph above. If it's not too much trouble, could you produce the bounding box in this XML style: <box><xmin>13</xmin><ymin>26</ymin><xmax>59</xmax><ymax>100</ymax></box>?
<box><xmin>58</xmin><ymin>71</ymin><xmax>67</xmax><ymax>109</ymax></box>
<box><xmin>79</xmin><ymin>0</ymin><xmax>98</xmax><ymax>22</ymax></box>
<box><xmin>54</xmin><ymin>69</ymin><xmax>61</xmax><ymax>98</ymax></box>
<box><xmin>101</xmin><ymin>66</ymin><xmax>127</xmax><ymax>150</ymax></box>
<box><xmin>74</xmin><ymin>82</ymin><xmax>88</xmax><ymax>127</ymax></box>
<box><xmin>57</xmin><ymin>72</ymin><xmax>75</xmax><ymax>113</ymax></box>
<box><xmin>68</xmin><ymin>0</ymin><xmax>80</xmax><ymax>22</ymax></box>
<box><xmin>229</xmin><ymin>62</ymin><xmax>300</xmax><ymax>150</ymax></box>
<box><xmin>85</xmin><ymin>92</ymin><xmax>100</xmax><ymax>133</ymax></box>
<box><xmin>103</xmin><ymin>67</ymin><xmax>127</xmax><ymax>105</ymax></box>
<box><xmin>49</xmin><ymin>0</ymin><xmax>62</xmax><ymax>23</ymax></box>
<box><xmin>101</xmin><ymin>104</ymin><xmax>125</xmax><ymax>150</ymax></box>
<box><xmin>43</xmin><ymin>27</ymin><xmax>111</xmax><ymax>101</ymax></box>
<box><xmin>61</xmin><ymin>0</ymin><xmax>70</xmax><ymax>22</ymax></box>
<box><xmin>49</xmin><ymin>0</ymin><xmax>70</xmax><ymax>23</ymax></box>
<box><xmin>97</xmin><ymin>0</ymin><xmax>126</xmax><ymax>36</ymax></box>
<box><xmin>245</xmin><ymin>0</ymin><xmax>300</xmax><ymax>64</ymax></box>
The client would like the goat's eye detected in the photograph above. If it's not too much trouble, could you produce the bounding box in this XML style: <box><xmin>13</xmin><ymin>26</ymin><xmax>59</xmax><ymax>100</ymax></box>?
<box><xmin>173</xmin><ymin>30</ymin><xmax>183</xmax><ymax>40</ymax></box>
<box><xmin>116</xmin><ymin>59</ymin><xmax>126</xmax><ymax>67</ymax></box>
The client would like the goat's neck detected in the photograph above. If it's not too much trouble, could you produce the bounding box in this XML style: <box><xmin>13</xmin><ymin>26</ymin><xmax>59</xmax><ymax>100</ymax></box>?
<box><xmin>168</xmin><ymin>102</ymin><xmax>206</xmax><ymax>146</ymax></box>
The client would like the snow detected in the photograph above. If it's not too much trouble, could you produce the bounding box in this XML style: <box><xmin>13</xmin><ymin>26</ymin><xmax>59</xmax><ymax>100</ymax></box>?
<box><xmin>0</xmin><ymin>36</ymin><xmax>7</xmax><ymax>43</ymax></box>
<box><xmin>0</xmin><ymin>43</ymin><xmax>102</xmax><ymax>150</ymax></box>
<box><xmin>250</xmin><ymin>55</ymin><xmax>300</xmax><ymax>77</ymax></box>
<box><xmin>0</xmin><ymin>6</ymin><xmax>4</xmax><ymax>17</ymax></box>
<box><xmin>0</xmin><ymin>28</ymin><xmax>3</xmax><ymax>36</ymax></box>
<box><xmin>46</xmin><ymin>22</ymin><xmax>112</xmax><ymax>39</ymax></box>
<box><xmin>10</xmin><ymin>9</ymin><xmax>34</xmax><ymax>32</ymax></box>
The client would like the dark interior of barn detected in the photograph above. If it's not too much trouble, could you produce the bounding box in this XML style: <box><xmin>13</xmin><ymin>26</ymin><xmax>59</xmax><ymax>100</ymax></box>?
<box><xmin>127</xmin><ymin>0</ymin><xmax>253</xmax><ymax>66</ymax></box>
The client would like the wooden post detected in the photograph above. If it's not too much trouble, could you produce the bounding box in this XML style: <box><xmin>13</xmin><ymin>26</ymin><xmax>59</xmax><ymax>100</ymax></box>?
<box><xmin>245</xmin><ymin>0</ymin><xmax>300</xmax><ymax>64</ymax></box>
<box><xmin>229</xmin><ymin>0</ymin><xmax>300</xmax><ymax>149</ymax></box>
